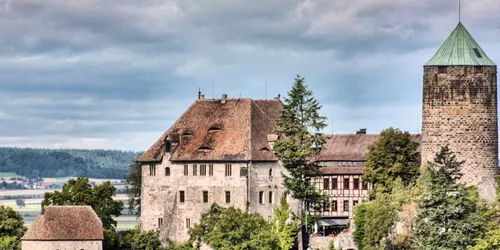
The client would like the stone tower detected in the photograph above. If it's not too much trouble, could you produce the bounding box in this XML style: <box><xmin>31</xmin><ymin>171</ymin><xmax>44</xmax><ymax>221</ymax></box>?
<box><xmin>422</xmin><ymin>22</ymin><xmax>498</xmax><ymax>201</ymax></box>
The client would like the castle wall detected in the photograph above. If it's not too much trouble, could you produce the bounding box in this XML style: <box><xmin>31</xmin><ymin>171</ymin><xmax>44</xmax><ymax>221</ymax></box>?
<box><xmin>422</xmin><ymin>65</ymin><xmax>498</xmax><ymax>200</ymax></box>
<box><xmin>248</xmin><ymin>161</ymin><xmax>287</xmax><ymax>219</ymax></box>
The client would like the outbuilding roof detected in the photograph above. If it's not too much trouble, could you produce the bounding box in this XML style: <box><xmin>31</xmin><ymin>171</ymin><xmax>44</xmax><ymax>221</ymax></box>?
<box><xmin>22</xmin><ymin>206</ymin><xmax>103</xmax><ymax>241</ymax></box>
<box><xmin>425</xmin><ymin>22</ymin><xmax>495</xmax><ymax>66</ymax></box>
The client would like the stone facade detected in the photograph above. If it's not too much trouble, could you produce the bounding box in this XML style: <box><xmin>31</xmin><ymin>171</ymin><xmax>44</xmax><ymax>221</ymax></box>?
<box><xmin>422</xmin><ymin>65</ymin><xmax>498</xmax><ymax>201</ymax></box>
<box><xmin>140</xmin><ymin>157</ymin><xmax>289</xmax><ymax>243</ymax></box>
<box><xmin>22</xmin><ymin>240</ymin><xmax>102</xmax><ymax>250</ymax></box>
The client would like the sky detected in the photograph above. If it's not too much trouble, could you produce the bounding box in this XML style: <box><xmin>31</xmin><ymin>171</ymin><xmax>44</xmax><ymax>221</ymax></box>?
<box><xmin>1</xmin><ymin>0</ymin><xmax>500</xmax><ymax>151</ymax></box>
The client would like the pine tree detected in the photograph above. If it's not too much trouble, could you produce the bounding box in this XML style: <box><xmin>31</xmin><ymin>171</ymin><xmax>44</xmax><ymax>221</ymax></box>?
<box><xmin>415</xmin><ymin>146</ymin><xmax>484</xmax><ymax>250</ymax></box>
<box><xmin>273</xmin><ymin>75</ymin><xmax>328</xmax><ymax>210</ymax></box>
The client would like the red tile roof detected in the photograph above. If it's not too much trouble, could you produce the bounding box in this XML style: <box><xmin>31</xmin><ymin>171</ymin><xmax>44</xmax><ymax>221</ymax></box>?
<box><xmin>137</xmin><ymin>98</ymin><xmax>282</xmax><ymax>162</ymax></box>
<box><xmin>22</xmin><ymin>206</ymin><xmax>103</xmax><ymax>241</ymax></box>
<box><xmin>318</xmin><ymin>134</ymin><xmax>421</xmax><ymax>161</ymax></box>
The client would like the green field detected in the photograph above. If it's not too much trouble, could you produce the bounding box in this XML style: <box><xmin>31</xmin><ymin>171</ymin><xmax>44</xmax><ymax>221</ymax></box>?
<box><xmin>0</xmin><ymin>172</ymin><xmax>20</xmax><ymax>178</ymax></box>
<box><xmin>0</xmin><ymin>177</ymin><xmax>139</xmax><ymax>231</ymax></box>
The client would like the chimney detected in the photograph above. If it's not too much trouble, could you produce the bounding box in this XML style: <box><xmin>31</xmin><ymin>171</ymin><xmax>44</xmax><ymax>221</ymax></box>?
<box><xmin>356</xmin><ymin>128</ymin><xmax>367</xmax><ymax>135</ymax></box>
<box><xmin>221</xmin><ymin>93</ymin><xmax>228</xmax><ymax>104</ymax></box>
<box><xmin>201</xmin><ymin>94</ymin><xmax>205</xmax><ymax>100</ymax></box>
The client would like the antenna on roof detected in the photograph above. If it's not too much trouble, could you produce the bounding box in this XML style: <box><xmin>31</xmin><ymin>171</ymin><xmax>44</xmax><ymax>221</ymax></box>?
<box><xmin>212</xmin><ymin>81</ymin><xmax>215</xmax><ymax>100</ymax></box>
<box><xmin>458</xmin><ymin>0</ymin><xmax>461</xmax><ymax>23</ymax></box>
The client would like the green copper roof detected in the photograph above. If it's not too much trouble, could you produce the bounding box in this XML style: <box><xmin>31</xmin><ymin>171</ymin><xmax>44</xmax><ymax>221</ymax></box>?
<box><xmin>425</xmin><ymin>22</ymin><xmax>496</xmax><ymax>66</ymax></box>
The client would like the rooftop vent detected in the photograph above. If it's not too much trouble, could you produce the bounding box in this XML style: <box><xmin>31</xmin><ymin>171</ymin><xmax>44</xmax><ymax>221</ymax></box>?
<box><xmin>356</xmin><ymin>128</ymin><xmax>367</xmax><ymax>135</ymax></box>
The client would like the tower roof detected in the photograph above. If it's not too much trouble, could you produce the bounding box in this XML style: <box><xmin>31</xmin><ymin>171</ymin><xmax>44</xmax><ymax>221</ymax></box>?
<box><xmin>425</xmin><ymin>22</ymin><xmax>495</xmax><ymax>66</ymax></box>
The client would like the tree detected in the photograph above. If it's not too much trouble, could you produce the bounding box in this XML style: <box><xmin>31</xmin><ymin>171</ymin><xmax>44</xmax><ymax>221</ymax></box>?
<box><xmin>15</xmin><ymin>199</ymin><xmax>25</xmax><ymax>209</ymax></box>
<box><xmin>414</xmin><ymin>146</ymin><xmax>484</xmax><ymax>250</ymax></box>
<box><xmin>0</xmin><ymin>205</ymin><xmax>26</xmax><ymax>250</ymax></box>
<box><xmin>126</xmin><ymin>163</ymin><xmax>141</xmax><ymax>216</ymax></box>
<box><xmin>273</xmin><ymin>75</ymin><xmax>327</xmax><ymax>210</ymax></box>
<box><xmin>189</xmin><ymin>204</ymin><xmax>278</xmax><ymax>250</ymax></box>
<box><xmin>362</xmin><ymin>127</ymin><xmax>420</xmax><ymax>195</ymax></box>
<box><xmin>271</xmin><ymin>194</ymin><xmax>298</xmax><ymax>250</ymax></box>
<box><xmin>42</xmin><ymin>177</ymin><xmax>124</xmax><ymax>230</ymax></box>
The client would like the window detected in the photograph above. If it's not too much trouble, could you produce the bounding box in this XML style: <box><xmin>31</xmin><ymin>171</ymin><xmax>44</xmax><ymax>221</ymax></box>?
<box><xmin>225</xmin><ymin>164</ymin><xmax>232</xmax><ymax>176</ymax></box>
<box><xmin>240</xmin><ymin>167</ymin><xmax>248</xmax><ymax>177</ymax></box>
<box><xmin>186</xmin><ymin>218</ymin><xmax>191</xmax><ymax>229</ymax></box>
<box><xmin>225</xmin><ymin>191</ymin><xmax>231</xmax><ymax>203</ymax></box>
<box><xmin>179</xmin><ymin>191</ymin><xmax>185</xmax><ymax>203</ymax></box>
<box><xmin>184</xmin><ymin>165</ymin><xmax>188</xmax><ymax>176</ymax></box>
<box><xmin>203</xmin><ymin>191</ymin><xmax>208</xmax><ymax>203</ymax></box>
<box><xmin>323</xmin><ymin>178</ymin><xmax>330</xmax><ymax>190</ymax></box>
<box><xmin>343</xmin><ymin>200</ymin><xmax>349</xmax><ymax>211</ymax></box>
<box><xmin>362</xmin><ymin>181</ymin><xmax>368</xmax><ymax>190</ymax></box>
<box><xmin>332</xmin><ymin>178</ymin><xmax>338</xmax><ymax>189</ymax></box>
<box><xmin>269</xmin><ymin>168</ymin><xmax>273</xmax><ymax>180</ymax></box>
<box><xmin>324</xmin><ymin>201</ymin><xmax>330</xmax><ymax>212</ymax></box>
<box><xmin>209</xmin><ymin>164</ymin><xmax>214</xmax><ymax>176</ymax></box>
<box><xmin>353</xmin><ymin>178</ymin><xmax>359</xmax><ymax>189</ymax></box>
<box><xmin>200</xmin><ymin>165</ymin><xmax>207</xmax><ymax>176</ymax></box>
<box><xmin>353</xmin><ymin>200</ymin><xmax>358</xmax><ymax>207</ymax></box>
<box><xmin>332</xmin><ymin>200</ymin><xmax>337</xmax><ymax>211</ymax></box>
<box><xmin>476</xmin><ymin>66</ymin><xmax>483</xmax><ymax>73</ymax></box>
<box><xmin>343</xmin><ymin>178</ymin><xmax>349</xmax><ymax>189</ymax></box>
<box><xmin>259</xmin><ymin>191</ymin><xmax>264</xmax><ymax>204</ymax></box>
<box><xmin>149</xmin><ymin>164</ymin><xmax>156</xmax><ymax>176</ymax></box>
<box><xmin>438</xmin><ymin>66</ymin><xmax>447</xmax><ymax>74</ymax></box>
<box><xmin>165</xmin><ymin>167</ymin><xmax>170</xmax><ymax>176</ymax></box>
<box><xmin>193</xmin><ymin>165</ymin><xmax>197</xmax><ymax>176</ymax></box>
<box><xmin>269</xmin><ymin>191</ymin><xmax>273</xmax><ymax>204</ymax></box>
<box><xmin>473</xmin><ymin>48</ymin><xmax>483</xmax><ymax>58</ymax></box>
<box><xmin>158</xmin><ymin>218</ymin><xmax>163</xmax><ymax>227</ymax></box>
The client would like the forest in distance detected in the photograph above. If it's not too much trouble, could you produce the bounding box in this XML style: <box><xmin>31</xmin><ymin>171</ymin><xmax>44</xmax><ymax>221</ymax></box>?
<box><xmin>0</xmin><ymin>147</ymin><xmax>142</xmax><ymax>179</ymax></box>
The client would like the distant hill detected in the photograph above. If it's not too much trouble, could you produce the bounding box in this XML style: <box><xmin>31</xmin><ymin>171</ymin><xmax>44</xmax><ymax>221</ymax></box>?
<box><xmin>0</xmin><ymin>148</ymin><xmax>143</xmax><ymax>179</ymax></box>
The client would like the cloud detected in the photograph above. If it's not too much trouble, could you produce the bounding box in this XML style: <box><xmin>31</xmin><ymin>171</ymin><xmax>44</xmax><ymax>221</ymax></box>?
<box><xmin>1</xmin><ymin>0</ymin><xmax>500</xmax><ymax>150</ymax></box>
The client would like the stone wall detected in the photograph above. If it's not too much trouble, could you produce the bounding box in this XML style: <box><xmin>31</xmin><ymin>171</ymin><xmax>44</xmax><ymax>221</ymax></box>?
<box><xmin>422</xmin><ymin>65</ymin><xmax>498</xmax><ymax>201</ymax></box>
<box><xmin>22</xmin><ymin>240</ymin><xmax>102</xmax><ymax>250</ymax></box>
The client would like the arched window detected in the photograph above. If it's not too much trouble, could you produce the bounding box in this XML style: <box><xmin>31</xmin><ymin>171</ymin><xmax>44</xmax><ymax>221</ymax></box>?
<box><xmin>269</xmin><ymin>168</ymin><xmax>273</xmax><ymax>180</ymax></box>
<box><xmin>165</xmin><ymin>167</ymin><xmax>171</xmax><ymax>176</ymax></box>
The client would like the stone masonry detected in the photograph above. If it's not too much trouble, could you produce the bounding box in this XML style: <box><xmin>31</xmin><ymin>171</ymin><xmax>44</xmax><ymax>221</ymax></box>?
<box><xmin>421</xmin><ymin>65</ymin><xmax>498</xmax><ymax>201</ymax></box>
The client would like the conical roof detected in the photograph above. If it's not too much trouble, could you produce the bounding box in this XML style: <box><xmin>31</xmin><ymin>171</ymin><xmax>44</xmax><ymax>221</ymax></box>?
<box><xmin>425</xmin><ymin>22</ymin><xmax>495</xmax><ymax>66</ymax></box>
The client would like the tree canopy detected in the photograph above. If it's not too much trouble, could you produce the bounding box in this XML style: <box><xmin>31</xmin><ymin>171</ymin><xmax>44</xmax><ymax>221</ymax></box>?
<box><xmin>126</xmin><ymin>163</ymin><xmax>142</xmax><ymax>216</ymax></box>
<box><xmin>0</xmin><ymin>147</ymin><xmax>140</xmax><ymax>179</ymax></box>
<box><xmin>362</xmin><ymin>127</ymin><xmax>420</xmax><ymax>195</ymax></box>
<box><xmin>271</xmin><ymin>194</ymin><xmax>298</xmax><ymax>250</ymax></box>
<box><xmin>189</xmin><ymin>204</ymin><xmax>278</xmax><ymax>250</ymax></box>
<box><xmin>415</xmin><ymin>146</ymin><xmax>484</xmax><ymax>250</ymax></box>
<box><xmin>42</xmin><ymin>177</ymin><xmax>124</xmax><ymax>230</ymax></box>
<box><xmin>273</xmin><ymin>75</ymin><xmax>327</xmax><ymax>208</ymax></box>
<box><xmin>0</xmin><ymin>205</ymin><xmax>25</xmax><ymax>250</ymax></box>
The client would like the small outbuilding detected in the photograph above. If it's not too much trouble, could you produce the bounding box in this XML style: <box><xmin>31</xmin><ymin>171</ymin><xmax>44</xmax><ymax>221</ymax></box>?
<box><xmin>22</xmin><ymin>205</ymin><xmax>103</xmax><ymax>250</ymax></box>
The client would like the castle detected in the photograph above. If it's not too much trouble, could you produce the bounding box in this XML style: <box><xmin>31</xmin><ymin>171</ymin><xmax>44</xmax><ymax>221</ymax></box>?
<box><xmin>137</xmin><ymin>21</ymin><xmax>498</xmax><ymax>245</ymax></box>
<box><xmin>421</xmin><ymin>22</ymin><xmax>498</xmax><ymax>201</ymax></box>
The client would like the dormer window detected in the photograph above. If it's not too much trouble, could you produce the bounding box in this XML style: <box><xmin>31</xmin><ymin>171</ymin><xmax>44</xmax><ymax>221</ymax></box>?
<box><xmin>198</xmin><ymin>146</ymin><xmax>213</xmax><ymax>151</ymax></box>
<box><xmin>208</xmin><ymin>125</ymin><xmax>223</xmax><ymax>132</ymax></box>
<box><xmin>438</xmin><ymin>66</ymin><xmax>447</xmax><ymax>74</ymax></box>
<box><xmin>260</xmin><ymin>147</ymin><xmax>270</xmax><ymax>152</ymax></box>
<box><xmin>473</xmin><ymin>48</ymin><xmax>482</xmax><ymax>58</ymax></box>
<box><xmin>165</xmin><ymin>167</ymin><xmax>170</xmax><ymax>176</ymax></box>
<box><xmin>165</xmin><ymin>141</ymin><xmax>172</xmax><ymax>153</ymax></box>
<box><xmin>182</xmin><ymin>131</ymin><xmax>193</xmax><ymax>137</ymax></box>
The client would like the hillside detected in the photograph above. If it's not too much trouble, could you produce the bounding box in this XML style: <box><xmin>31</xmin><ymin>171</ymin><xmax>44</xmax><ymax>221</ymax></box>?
<box><xmin>0</xmin><ymin>148</ymin><xmax>142</xmax><ymax>179</ymax></box>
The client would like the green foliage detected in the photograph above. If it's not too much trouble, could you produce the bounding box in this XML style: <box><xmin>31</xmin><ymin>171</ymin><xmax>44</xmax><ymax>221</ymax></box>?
<box><xmin>270</xmin><ymin>194</ymin><xmax>298</xmax><ymax>250</ymax></box>
<box><xmin>130</xmin><ymin>229</ymin><xmax>164</xmax><ymax>250</ymax></box>
<box><xmin>353</xmin><ymin>203</ymin><xmax>368</xmax><ymax>250</ymax></box>
<box><xmin>362</xmin><ymin>127</ymin><xmax>420</xmax><ymax>195</ymax></box>
<box><xmin>273</xmin><ymin>75</ymin><xmax>327</xmax><ymax>208</ymax></box>
<box><xmin>189</xmin><ymin>204</ymin><xmax>278</xmax><ymax>250</ymax></box>
<box><xmin>469</xmin><ymin>229</ymin><xmax>500</xmax><ymax>250</ymax></box>
<box><xmin>0</xmin><ymin>147</ymin><xmax>141</xmax><ymax>179</ymax></box>
<box><xmin>103</xmin><ymin>227</ymin><xmax>167</xmax><ymax>250</ymax></box>
<box><xmin>0</xmin><ymin>206</ymin><xmax>25</xmax><ymax>250</ymax></box>
<box><xmin>42</xmin><ymin>177</ymin><xmax>124</xmax><ymax>230</ymax></box>
<box><xmin>15</xmin><ymin>199</ymin><xmax>25</xmax><ymax>208</ymax></box>
<box><xmin>415</xmin><ymin>146</ymin><xmax>484</xmax><ymax>250</ymax></box>
<box><xmin>126</xmin><ymin>163</ymin><xmax>142</xmax><ymax>216</ymax></box>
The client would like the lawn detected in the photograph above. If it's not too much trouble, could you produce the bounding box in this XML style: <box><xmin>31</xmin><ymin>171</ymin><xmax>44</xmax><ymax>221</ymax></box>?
<box><xmin>0</xmin><ymin>172</ymin><xmax>20</xmax><ymax>178</ymax></box>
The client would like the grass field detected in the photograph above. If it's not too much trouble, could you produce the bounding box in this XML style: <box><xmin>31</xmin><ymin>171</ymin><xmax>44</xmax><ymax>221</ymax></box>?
<box><xmin>0</xmin><ymin>177</ymin><xmax>139</xmax><ymax>230</ymax></box>
<box><xmin>0</xmin><ymin>172</ymin><xmax>20</xmax><ymax>178</ymax></box>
